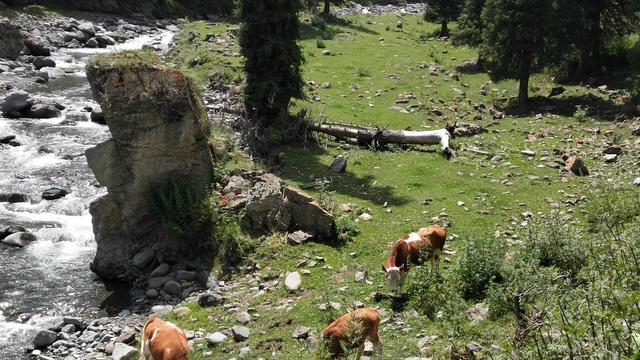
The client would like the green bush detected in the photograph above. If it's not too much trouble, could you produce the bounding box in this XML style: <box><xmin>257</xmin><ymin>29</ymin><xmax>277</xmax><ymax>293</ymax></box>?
<box><xmin>585</xmin><ymin>190</ymin><xmax>640</xmax><ymax>232</ymax></box>
<box><xmin>335</xmin><ymin>214</ymin><xmax>359</xmax><ymax>242</ymax></box>
<box><xmin>316</xmin><ymin>38</ymin><xmax>326</xmax><ymax>49</ymax></box>
<box><xmin>405</xmin><ymin>266</ymin><xmax>463</xmax><ymax>318</ymax></box>
<box><xmin>454</xmin><ymin>236</ymin><xmax>505</xmax><ymax>299</ymax></box>
<box><xmin>522</xmin><ymin>213</ymin><xmax>586</xmax><ymax>277</ymax></box>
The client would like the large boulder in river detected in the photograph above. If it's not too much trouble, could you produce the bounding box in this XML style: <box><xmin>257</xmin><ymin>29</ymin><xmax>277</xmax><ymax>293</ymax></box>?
<box><xmin>22</xmin><ymin>33</ymin><xmax>51</xmax><ymax>56</ymax></box>
<box><xmin>0</xmin><ymin>90</ymin><xmax>33</xmax><ymax>113</ymax></box>
<box><xmin>0</xmin><ymin>21</ymin><xmax>24</xmax><ymax>60</ymax></box>
<box><xmin>2</xmin><ymin>232</ymin><xmax>36</xmax><ymax>247</ymax></box>
<box><xmin>85</xmin><ymin>51</ymin><xmax>215</xmax><ymax>282</ymax></box>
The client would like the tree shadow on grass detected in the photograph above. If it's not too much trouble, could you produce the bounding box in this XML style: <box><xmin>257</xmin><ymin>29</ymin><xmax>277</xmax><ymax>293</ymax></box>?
<box><xmin>300</xmin><ymin>15</ymin><xmax>379</xmax><ymax>41</ymax></box>
<box><xmin>504</xmin><ymin>93</ymin><xmax>638</xmax><ymax>120</ymax></box>
<box><xmin>275</xmin><ymin>144</ymin><xmax>412</xmax><ymax>207</ymax></box>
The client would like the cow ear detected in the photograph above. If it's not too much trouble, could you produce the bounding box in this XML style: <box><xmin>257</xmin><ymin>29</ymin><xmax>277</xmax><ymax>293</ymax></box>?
<box><xmin>381</xmin><ymin>265</ymin><xmax>387</xmax><ymax>273</ymax></box>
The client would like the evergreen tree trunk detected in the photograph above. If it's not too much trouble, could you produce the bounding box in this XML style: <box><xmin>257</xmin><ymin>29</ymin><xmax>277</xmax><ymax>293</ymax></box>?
<box><xmin>587</xmin><ymin>6</ymin><xmax>602</xmax><ymax>67</ymax></box>
<box><xmin>441</xmin><ymin>20</ymin><xmax>449</xmax><ymax>36</ymax></box>
<box><xmin>518</xmin><ymin>50</ymin><xmax>531</xmax><ymax>105</ymax></box>
<box><xmin>323</xmin><ymin>0</ymin><xmax>330</xmax><ymax>15</ymax></box>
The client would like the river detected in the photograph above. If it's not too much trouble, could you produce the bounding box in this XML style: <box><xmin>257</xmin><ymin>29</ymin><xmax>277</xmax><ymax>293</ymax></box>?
<box><xmin>0</xmin><ymin>30</ymin><xmax>175</xmax><ymax>359</ymax></box>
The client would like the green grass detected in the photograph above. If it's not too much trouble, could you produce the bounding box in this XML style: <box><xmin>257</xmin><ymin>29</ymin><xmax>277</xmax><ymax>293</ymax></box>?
<box><xmin>23</xmin><ymin>4</ymin><xmax>60</xmax><ymax>17</ymax></box>
<box><xmin>91</xmin><ymin>49</ymin><xmax>162</xmax><ymax>69</ymax></box>
<box><xmin>165</xmin><ymin>14</ymin><xmax>640</xmax><ymax>359</ymax></box>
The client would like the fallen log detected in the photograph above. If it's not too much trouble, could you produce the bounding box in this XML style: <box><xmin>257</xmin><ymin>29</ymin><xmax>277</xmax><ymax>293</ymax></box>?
<box><xmin>307</xmin><ymin>122</ymin><xmax>454</xmax><ymax>158</ymax></box>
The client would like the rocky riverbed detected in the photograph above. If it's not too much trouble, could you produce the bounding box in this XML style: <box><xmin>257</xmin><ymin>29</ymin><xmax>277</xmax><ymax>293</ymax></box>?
<box><xmin>0</xmin><ymin>8</ymin><xmax>212</xmax><ymax>359</ymax></box>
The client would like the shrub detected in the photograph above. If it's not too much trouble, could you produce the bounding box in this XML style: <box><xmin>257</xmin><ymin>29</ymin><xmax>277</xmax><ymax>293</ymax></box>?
<box><xmin>522</xmin><ymin>213</ymin><xmax>587</xmax><ymax>277</ymax></box>
<box><xmin>316</xmin><ymin>38</ymin><xmax>326</xmax><ymax>49</ymax></box>
<box><xmin>335</xmin><ymin>214</ymin><xmax>359</xmax><ymax>242</ymax></box>
<box><xmin>573</xmin><ymin>105</ymin><xmax>588</xmax><ymax>123</ymax></box>
<box><xmin>585</xmin><ymin>190</ymin><xmax>640</xmax><ymax>232</ymax></box>
<box><xmin>356</xmin><ymin>68</ymin><xmax>371</xmax><ymax>77</ymax></box>
<box><xmin>405</xmin><ymin>266</ymin><xmax>463</xmax><ymax>318</ymax></box>
<box><xmin>453</xmin><ymin>237</ymin><xmax>505</xmax><ymax>299</ymax></box>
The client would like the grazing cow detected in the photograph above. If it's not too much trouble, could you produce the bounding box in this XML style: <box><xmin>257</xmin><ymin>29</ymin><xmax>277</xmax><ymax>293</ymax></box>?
<box><xmin>322</xmin><ymin>308</ymin><xmax>381</xmax><ymax>359</ymax></box>
<box><xmin>141</xmin><ymin>316</ymin><xmax>189</xmax><ymax>360</ymax></box>
<box><xmin>381</xmin><ymin>225</ymin><xmax>447</xmax><ymax>294</ymax></box>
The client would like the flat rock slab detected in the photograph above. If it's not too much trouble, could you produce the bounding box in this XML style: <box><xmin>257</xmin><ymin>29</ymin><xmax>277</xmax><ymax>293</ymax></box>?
<box><xmin>232</xmin><ymin>326</ymin><xmax>250</xmax><ymax>341</ymax></box>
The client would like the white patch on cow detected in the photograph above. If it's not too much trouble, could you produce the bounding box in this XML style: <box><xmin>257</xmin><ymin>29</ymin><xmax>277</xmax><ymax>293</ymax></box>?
<box><xmin>405</xmin><ymin>232</ymin><xmax>422</xmax><ymax>243</ymax></box>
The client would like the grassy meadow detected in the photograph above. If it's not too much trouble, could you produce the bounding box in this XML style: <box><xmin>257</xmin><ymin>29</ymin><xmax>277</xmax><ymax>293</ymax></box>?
<box><xmin>164</xmin><ymin>13</ymin><xmax>640</xmax><ymax>359</ymax></box>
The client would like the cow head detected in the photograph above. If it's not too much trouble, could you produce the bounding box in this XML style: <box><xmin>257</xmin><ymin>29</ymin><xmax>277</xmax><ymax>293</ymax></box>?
<box><xmin>382</xmin><ymin>264</ymin><xmax>405</xmax><ymax>294</ymax></box>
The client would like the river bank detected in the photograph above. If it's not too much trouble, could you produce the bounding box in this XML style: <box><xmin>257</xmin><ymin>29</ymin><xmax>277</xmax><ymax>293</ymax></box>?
<box><xmin>0</xmin><ymin>9</ymin><xmax>197</xmax><ymax>359</ymax></box>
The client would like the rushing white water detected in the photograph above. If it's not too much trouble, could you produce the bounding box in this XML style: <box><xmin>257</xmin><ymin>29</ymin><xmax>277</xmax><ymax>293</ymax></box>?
<box><xmin>0</xmin><ymin>30</ymin><xmax>175</xmax><ymax>358</ymax></box>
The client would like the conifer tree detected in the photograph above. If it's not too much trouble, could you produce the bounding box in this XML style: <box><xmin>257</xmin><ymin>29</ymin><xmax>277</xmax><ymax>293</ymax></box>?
<box><xmin>453</xmin><ymin>0</ymin><xmax>485</xmax><ymax>47</ymax></box>
<box><xmin>424</xmin><ymin>0</ymin><xmax>463</xmax><ymax>36</ymax></box>
<box><xmin>240</xmin><ymin>0</ymin><xmax>305</xmax><ymax>153</ymax></box>
<box><xmin>480</xmin><ymin>0</ymin><xmax>580</xmax><ymax>104</ymax></box>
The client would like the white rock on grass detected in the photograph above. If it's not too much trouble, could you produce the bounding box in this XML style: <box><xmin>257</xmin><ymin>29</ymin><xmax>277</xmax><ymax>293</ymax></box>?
<box><xmin>206</xmin><ymin>332</ymin><xmax>227</xmax><ymax>345</ymax></box>
<box><xmin>285</xmin><ymin>271</ymin><xmax>302</xmax><ymax>291</ymax></box>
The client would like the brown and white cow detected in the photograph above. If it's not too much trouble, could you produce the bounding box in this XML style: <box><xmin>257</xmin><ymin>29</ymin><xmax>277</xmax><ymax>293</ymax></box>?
<box><xmin>141</xmin><ymin>316</ymin><xmax>189</xmax><ymax>360</ymax></box>
<box><xmin>381</xmin><ymin>225</ymin><xmax>447</xmax><ymax>294</ymax></box>
<box><xmin>322</xmin><ymin>308</ymin><xmax>381</xmax><ymax>359</ymax></box>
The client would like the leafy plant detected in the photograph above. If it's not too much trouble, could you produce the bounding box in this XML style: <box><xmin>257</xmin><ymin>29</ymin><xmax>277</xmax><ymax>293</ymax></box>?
<box><xmin>454</xmin><ymin>236</ymin><xmax>505</xmax><ymax>299</ymax></box>
<box><xmin>522</xmin><ymin>212</ymin><xmax>586</xmax><ymax>277</ymax></box>
<box><xmin>573</xmin><ymin>105</ymin><xmax>589</xmax><ymax>123</ymax></box>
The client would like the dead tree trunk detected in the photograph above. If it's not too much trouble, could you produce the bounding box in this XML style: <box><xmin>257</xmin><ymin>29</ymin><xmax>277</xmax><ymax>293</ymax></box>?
<box><xmin>307</xmin><ymin>122</ymin><xmax>454</xmax><ymax>157</ymax></box>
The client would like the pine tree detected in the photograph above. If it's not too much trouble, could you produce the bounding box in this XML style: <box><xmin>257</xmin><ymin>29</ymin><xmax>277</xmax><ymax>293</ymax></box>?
<box><xmin>322</xmin><ymin>0</ymin><xmax>345</xmax><ymax>16</ymax></box>
<box><xmin>480</xmin><ymin>0</ymin><xmax>580</xmax><ymax>104</ymax></box>
<box><xmin>424</xmin><ymin>0</ymin><xmax>463</xmax><ymax>36</ymax></box>
<box><xmin>576</xmin><ymin>0</ymin><xmax>638</xmax><ymax>74</ymax></box>
<box><xmin>240</xmin><ymin>0</ymin><xmax>305</xmax><ymax>153</ymax></box>
<box><xmin>452</xmin><ymin>0</ymin><xmax>485</xmax><ymax>47</ymax></box>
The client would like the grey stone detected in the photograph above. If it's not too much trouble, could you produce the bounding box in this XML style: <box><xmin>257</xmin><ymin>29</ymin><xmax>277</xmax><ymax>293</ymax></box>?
<box><xmin>633</xmin><ymin>177</ymin><xmax>640</xmax><ymax>186</ymax></box>
<box><xmin>0</xmin><ymin>90</ymin><xmax>33</xmax><ymax>112</ymax></box>
<box><xmin>111</xmin><ymin>343</ymin><xmax>138</xmax><ymax>360</ymax></box>
<box><xmin>150</xmin><ymin>305</ymin><xmax>173</xmax><ymax>314</ymax></box>
<box><xmin>176</xmin><ymin>270</ymin><xmax>196</xmax><ymax>281</ymax></box>
<box><xmin>32</xmin><ymin>57</ymin><xmax>56</xmax><ymax>70</ymax></box>
<box><xmin>206</xmin><ymin>332</ymin><xmax>227</xmax><ymax>345</ymax></box>
<box><xmin>0</xmin><ymin>21</ymin><xmax>24</xmax><ymax>60</ymax></box>
<box><xmin>90</xmin><ymin>108</ymin><xmax>106</xmax><ymax>124</ymax></box>
<box><xmin>292</xmin><ymin>326</ymin><xmax>310</xmax><ymax>339</ymax></box>
<box><xmin>329</xmin><ymin>155</ymin><xmax>347</xmax><ymax>173</ymax></box>
<box><xmin>23</xmin><ymin>34</ymin><xmax>51</xmax><ymax>56</ymax></box>
<box><xmin>63</xmin><ymin>31</ymin><xmax>85</xmax><ymax>43</ymax></box>
<box><xmin>287</xmin><ymin>230</ymin><xmax>313</xmax><ymax>245</ymax></box>
<box><xmin>27</xmin><ymin>103</ymin><xmax>61</xmax><ymax>118</ymax></box>
<box><xmin>63</xmin><ymin>317</ymin><xmax>87</xmax><ymax>330</ymax></box>
<box><xmin>78</xmin><ymin>330</ymin><xmax>99</xmax><ymax>343</ymax></box>
<box><xmin>33</xmin><ymin>329</ymin><xmax>57</xmax><ymax>348</ymax></box>
<box><xmin>85</xmin><ymin>38</ymin><xmax>99</xmax><ymax>48</ymax></box>
<box><xmin>114</xmin><ymin>330</ymin><xmax>136</xmax><ymax>344</ymax></box>
<box><xmin>78</xmin><ymin>22</ymin><xmax>96</xmax><ymax>36</ymax></box>
<box><xmin>467</xmin><ymin>303</ymin><xmax>489</xmax><ymax>323</ymax></box>
<box><xmin>148</xmin><ymin>276</ymin><xmax>172</xmax><ymax>288</ymax></box>
<box><xmin>96</xmin><ymin>34</ymin><xmax>116</xmax><ymax>46</ymax></box>
<box><xmin>150</xmin><ymin>263</ymin><xmax>170</xmax><ymax>278</ymax></box>
<box><xmin>231</xmin><ymin>326</ymin><xmax>250</xmax><ymax>341</ymax></box>
<box><xmin>0</xmin><ymin>192</ymin><xmax>28</xmax><ymax>203</ymax></box>
<box><xmin>163</xmin><ymin>280</ymin><xmax>181</xmax><ymax>295</ymax></box>
<box><xmin>198</xmin><ymin>293</ymin><xmax>223</xmax><ymax>307</ymax></box>
<box><xmin>566</xmin><ymin>156</ymin><xmax>589</xmax><ymax>176</ymax></box>
<box><xmin>42</xmin><ymin>187</ymin><xmax>68</xmax><ymax>200</ymax></box>
<box><xmin>132</xmin><ymin>248</ymin><xmax>154</xmax><ymax>269</ymax></box>
<box><xmin>236</xmin><ymin>311</ymin><xmax>251</xmax><ymax>324</ymax></box>
<box><xmin>2</xmin><ymin>232</ymin><xmax>36</xmax><ymax>247</ymax></box>
<box><xmin>61</xmin><ymin>324</ymin><xmax>76</xmax><ymax>333</ymax></box>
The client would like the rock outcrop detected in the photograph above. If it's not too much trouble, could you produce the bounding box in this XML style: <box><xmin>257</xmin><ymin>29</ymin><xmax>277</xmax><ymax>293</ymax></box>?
<box><xmin>0</xmin><ymin>21</ymin><xmax>24</xmax><ymax>60</ymax></box>
<box><xmin>220</xmin><ymin>171</ymin><xmax>338</xmax><ymax>243</ymax></box>
<box><xmin>85</xmin><ymin>52</ymin><xmax>214</xmax><ymax>282</ymax></box>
